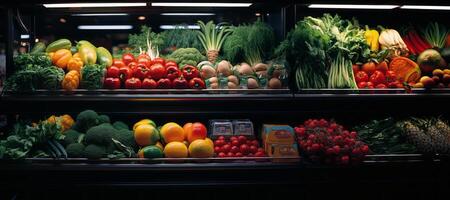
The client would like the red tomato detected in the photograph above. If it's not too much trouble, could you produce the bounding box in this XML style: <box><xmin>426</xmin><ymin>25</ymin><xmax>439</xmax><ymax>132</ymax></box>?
<box><xmin>149</xmin><ymin>63</ymin><xmax>167</xmax><ymax>80</ymax></box>
<box><xmin>165</xmin><ymin>60</ymin><xmax>178</xmax><ymax>68</ymax></box>
<box><xmin>358</xmin><ymin>81</ymin><xmax>374</xmax><ymax>89</ymax></box>
<box><xmin>352</xmin><ymin>64</ymin><xmax>360</xmax><ymax>75</ymax></box>
<box><xmin>112</xmin><ymin>59</ymin><xmax>126</xmax><ymax>68</ymax></box>
<box><xmin>152</xmin><ymin>57</ymin><xmax>165</xmax><ymax>66</ymax></box>
<box><xmin>239</xmin><ymin>144</ymin><xmax>250</xmax><ymax>155</ymax></box>
<box><xmin>251</xmin><ymin>140</ymin><xmax>259</xmax><ymax>147</ymax></box>
<box><xmin>249</xmin><ymin>145</ymin><xmax>258</xmax><ymax>154</ymax></box>
<box><xmin>106</xmin><ymin>66</ymin><xmax>120</xmax><ymax>78</ymax></box>
<box><xmin>222</xmin><ymin>144</ymin><xmax>231</xmax><ymax>153</ymax></box>
<box><xmin>231</xmin><ymin>140</ymin><xmax>240</xmax><ymax>147</ymax></box>
<box><xmin>235</xmin><ymin>152</ymin><xmax>243</xmax><ymax>157</ymax></box>
<box><xmin>385</xmin><ymin>70</ymin><xmax>397</xmax><ymax>82</ymax></box>
<box><xmin>230</xmin><ymin>136</ymin><xmax>237</xmax><ymax>141</ymax></box>
<box><xmin>238</xmin><ymin>136</ymin><xmax>247</xmax><ymax>145</ymax></box>
<box><xmin>230</xmin><ymin>146</ymin><xmax>240</xmax><ymax>154</ymax></box>
<box><xmin>218</xmin><ymin>136</ymin><xmax>225</xmax><ymax>140</ymax></box>
<box><xmin>362</xmin><ymin>62</ymin><xmax>376</xmax><ymax>76</ymax></box>
<box><xmin>218</xmin><ymin>152</ymin><xmax>226</xmax><ymax>158</ymax></box>
<box><xmin>376</xmin><ymin>83</ymin><xmax>387</xmax><ymax>88</ymax></box>
<box><xmin>355</xmin><ymin>71</ymin><xmax>369</xmax><ymax>83</ymax></box>
<box><xmin>137</xmin><ymin>53</ymin><xmax>150</xmax><ymax>60</ymax></box>
<box><xmin>214</xmin><ymin>146</ymin><xmax>222</xmax><ymax>153</ymax></box>
<box><xmin>122</xmin><ymin>53</ymin><xmax>135</xmax><ymax>66</ymax></box>
<box><xmin>137</xmin><ymin>57</ymin><xmax>151</xmax><ymax>68</ymax></box>
<box><xmin>370</xmin><ymin>70</ymin><xmax>386</xmax><ymax>85</ymax></box>
<box><xmin>128</xmin><ymin>61</ymin><xmax>138</xmax><ymax>70</ymax></box>
<box><xmin>142</xmin><ymin>78</ymin><xmax>157</xmax><ymax>89</ymax></box>
<box><xmin>227</xmin><ymin>152</ymin><xmax>235</xmax><ymax>157</ymax></box>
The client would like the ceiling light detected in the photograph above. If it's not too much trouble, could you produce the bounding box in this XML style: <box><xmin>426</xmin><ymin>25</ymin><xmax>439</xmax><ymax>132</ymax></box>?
<box><xmin>308</xmin><ymin>4</ymin><xmax>399</xmax><ymax>9</ymax></box>
<box><xmin>400</xmin><ymin>5</ymin><xmax>450</xmax><ymax>10</ymax></box>
<box><xmin>255</xmin><ymin>13</ymin><xmax>261</xmax><ymax>16</ymax></box>
<box><xmin>43</xmin><ymin>3</ymin><xmax>146</xmax><ymax>8</ymax></box>
<box><xmin>78</xmin><ymin>25</ymin><xmax>133</xmax><ymax>30</ymax></box>
<box><xmin>35</xmin><ymin>38</ymin><xmax>39</xmax><ymax>43</ymax></box>
<box><xmin>160</xmin><ymin>13</ymin><xmax>215</xmax><ymax>16</ymax></box>
<box><xmin>72</xmin><ymin>13</ymin><xmax>129</xmax><ymax>16</ymax></box>
<box><xmin>151</xmin><ymin>3</ymin><xmax>252</xmax><ymax>7</ymax></box>
<box><xmin>59</xmin><ymin>18</ymin><xmax>67</xmax><ymax>23</ymax></box>
<box><xmin>160</xmin><ymin>25</ymin><xmax>200</xmax><ymax>30</ymax></box>
<box><xmin>20</xmin><ymin>34</ymin><xmax>30</xmax><ymax>39</ymax></box>
<box><xmin>138</xmin><ymin>16</ymin><xmax>146</xmax><ymax>20</ymax></box>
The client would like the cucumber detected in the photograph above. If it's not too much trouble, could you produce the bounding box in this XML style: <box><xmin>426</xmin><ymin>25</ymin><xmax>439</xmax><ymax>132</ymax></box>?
<box><xmin>30</xmin><ymin>42</ymin><xmax>46</xmax><ymax>54</ymax></box>
<box><xmin>96</xmin><ymin>47</ymin><xmax>113</xmax><ymax>67</ymax></box>
<box><xmin>46</xmin><ymin>39</ymin><xmax>72</xmax><ymax>53</ymax></box>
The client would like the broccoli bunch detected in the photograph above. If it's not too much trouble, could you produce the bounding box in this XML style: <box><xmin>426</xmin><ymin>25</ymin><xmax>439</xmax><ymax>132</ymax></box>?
<box><xmin>64</xmin><ymin>110</ymin><xmax>138</xmax><ymax>159</ymax></box>
<box><xmin>168</xmin><ymin>48</ymin><xmax>206</xmax><ymax>67</ymax></box>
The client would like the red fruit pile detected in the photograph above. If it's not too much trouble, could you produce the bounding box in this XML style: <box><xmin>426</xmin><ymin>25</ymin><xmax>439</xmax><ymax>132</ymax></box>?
<box><xmin>294</xmin><ymin>119</ymin><xmax>370</xmax><ymax>165</ymax></box>
<box><xmin>213</xmin><ymin>135</ymin><xmax>266</xmax><ymax>158</ymax></box>
<box><xmin>354</xmin><ymin>61</ymin><xmax>403</xmax><ymax>89</ymax></box>
<box><xmin>104</xmin><ymin>53</ymin><xmax>205</xmax><ymax>89</ymax></box>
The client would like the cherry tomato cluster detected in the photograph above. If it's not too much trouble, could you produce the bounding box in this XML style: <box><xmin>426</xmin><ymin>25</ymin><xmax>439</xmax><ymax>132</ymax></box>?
<box><xmin>294</xmin><ymin>119</ymin><xmax>370</xmax><ymax>165</ymax></box>
<box><xmin>354</xmin><ymin>61</ymin><xmax>403</xmax><ymax>89</ymax></box>
<box><xmin>104</xmin><ymin>53</ymin><xmax>205</xmax><ymax>89</ymax></box>
<box><xmin>213</xmin><ymin>135</ymin><xmax>266</xmax><ymax>158</ymax></box>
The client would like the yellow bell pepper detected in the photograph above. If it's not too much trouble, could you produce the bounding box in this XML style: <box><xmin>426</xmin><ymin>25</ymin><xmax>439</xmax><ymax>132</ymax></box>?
<box><xmin>364</xmin><ymin>25</ymin><xmax>380</xmax><ymax>52</ymax></box>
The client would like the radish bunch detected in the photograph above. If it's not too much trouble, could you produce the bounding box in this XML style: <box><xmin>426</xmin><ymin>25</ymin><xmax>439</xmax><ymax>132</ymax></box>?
<box><xmin>295</xmin><ymin>119</ymin><xmax>370</xmax><ymax>165</ymax></box>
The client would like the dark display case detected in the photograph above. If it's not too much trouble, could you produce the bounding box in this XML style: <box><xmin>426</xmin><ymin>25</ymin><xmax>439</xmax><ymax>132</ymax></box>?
<box><xmin>1</xmin><ymin>1</ymin><xmax>450</xmax><ymax>199</ymax></box>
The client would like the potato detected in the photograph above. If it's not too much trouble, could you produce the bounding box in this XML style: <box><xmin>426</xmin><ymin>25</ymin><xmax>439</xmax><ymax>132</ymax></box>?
<box><xmin>253</xmin><ymin>63</ymin><xmax>268</xmax><ymax>72</ymax></box>
<box><xmin>217</xmin><ymin>60</ymin><xmax>231</xmax><ymax>76</ymax></box>
<box><xmin>227</xmin><ymin>75</ymin><xmax>239</xmax><ymax>85</ymax></box>
<box><xmin>227</xmin><ymin>82</ymin><xmax>239</xmax><ymax>89</ymax></box>
<box><xmin>208</xmin><ymin>77</ymin><xmax>218</xmax><ymax>84</ymax></box>
<box><xmin>210</xmin><ymin>83</ymin><xmax>219</xmax><ymax>89</ymax></box>
<box><xmin>247</xmin><ymin>78</ymin><xmax>259</xmax><ymax>89</ymax></box>
<box><xmin>239</xmin><ymin>62</ymin><xmax>254</xmax><ymax>75</ymax></box>
<box><xmin>200</xmin><ymin>65</ymin><xmax>217</xmax><ymax>79</ymax></box>
<box><xmin>268</xmin><ymin>78</ymin><xmax>282</xmax><ymax>89</ymax></box>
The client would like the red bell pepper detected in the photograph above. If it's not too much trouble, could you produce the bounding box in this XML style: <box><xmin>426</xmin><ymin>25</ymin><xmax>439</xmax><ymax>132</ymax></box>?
<box><xmin>125</xmin><ymin>78</ymin><xmax>142</xmax><ymax>89</ymax></box>
<box><xmin>133</xmin><ymin>63</ymin><xmax>149</xmax><ymax>80</ymax></box>
<box><xmin>165</xmin><ymin>60</ymin><xmax>178</xmax><ymax>69</ymax></box>
<box><xmin>106</xmin><ymin>66</ymin><xmax>120</xmax><ymax>78</ymax></box>
<box><xmin>122</xmin><ymin>53</ymin><xmax>135</xmax><ymax>66</ymax></box>
<box><xmin>166</xmin><ymin>66</ymin><xmax>181</xmax><ymax>80</ymax></box>
<box><xmin>182</xmin><ymin>65</ymin><xmax>199</xmax><ymax>80</ymax></box>
<box><xmin>357</xmin><ymin>81</ymin><xmax>374</xmax><ymax>89</ymax></box>
<box><xmin>142</xmin><ymin>78</ymin><xmax>157</xmax><ymax>89</ymax></box>
<box><xmin>152</xmin><ymin>57</ymin><xmax>165</xmax><ymax>66</ymax></box>
<box><xmin>104</xmin><ymin>77</ymin><xmax>121</xmax><ymax>89</ymax></box>
<box><xmin>189</xmin><ymin>77</ymin><xmax>206</xmax><ymax>89</ymax></box>
<box><xmin>149</xmin><ymin>63</ymin><xmax>167</xmax><ymax>80</ymax></box>
<box><xmin>112</xmin><ymin>59</ymin><xmax>126</xmax><ymax>68</ymax></box>
<box><xmin>173</xmin><ymin>77</ymin><xmax>189</xmax><ymax>89</ymax></box>
<box><xmin>157</xmin><ymin>78</ymin><xmax>172</xmax><ymax>89</ymax></box>
<box><xmin>127</xmin><ymin>61</ymin><xmax>138</xmax><ymax>70</ymax></box>
<box><xmin>119</xmin><ymin>67</ymin><xmax>133</xmax><ymax>83</ymax></box>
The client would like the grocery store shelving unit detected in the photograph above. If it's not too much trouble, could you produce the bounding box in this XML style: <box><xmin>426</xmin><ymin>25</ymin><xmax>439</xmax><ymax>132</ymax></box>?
<box><xmin>2</xmin><ymin>0</ymin><xmax>450</xmax><ymax>199</ymax></box>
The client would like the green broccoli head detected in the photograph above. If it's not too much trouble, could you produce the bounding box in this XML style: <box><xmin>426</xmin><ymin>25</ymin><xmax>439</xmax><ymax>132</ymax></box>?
<box><xmin>97</xmin><ymin>115</ymin><xmax>110</xmax><ymax>124</ymax></box>
<box><xmin>74</xmin><ymin>110</ymin><xmax>99</xmax><ymax>132</ymax></box>
<box><xmin>85</xmin><ymin>124</ymin><xmax>117</xmax><ymax>146</ymax></box>
<box><xmin>113</xmin><ymin>129</ymin><xmax>138</xmax><ymax>151</ymax></box>
<box><xmin>66</xmin><ymin>143</ymin><xmax>85</xmax><ymax>158</ymax></box>
<box><xmin>84</xmin><ymin>144</ymin><xmax>106</xmax><ymax>159</ymax></box>
<box><xmin>112</xmin><ymin>121</ymin><xmax>129</xmax><ymax>131</ymax></box>
<box><xmin>63</xmin><ymin>129</ymin><xmax>82</xmax><ymax>146</ymax></box>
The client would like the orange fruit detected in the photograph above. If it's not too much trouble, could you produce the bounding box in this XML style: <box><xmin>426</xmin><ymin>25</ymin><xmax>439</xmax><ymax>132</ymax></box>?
<box><xmin>134</xmin><ymin>124</ymin><xmax>160</xmax><ymax>147</ymax></box>
<box><xmin>160</xmin><ymin>122</ymin><xmax>185</xmax><ymax>143</ymax></box>
<box><xmin>205</xmin><ymin>138</ymin><xmax>214</xmax><ymax>148</ymax></box>
<box><xmin>188</xmin><ymin>139</ymin><xmax>214</xmax><ymax>158</ymax></box>
<box><xmin>183</xmin><ymin>122</ymin><xmax>207</xmax><ymax>143</ymax></box>
<box><xmin>164</xmin><ymin>141</ymin><xmax>188</xmax><ymax>158</ymax></box>
<box><xmin>133</xmin><ymin>119</ymin><xmax>156</xmax><ymax>130</ymax></box>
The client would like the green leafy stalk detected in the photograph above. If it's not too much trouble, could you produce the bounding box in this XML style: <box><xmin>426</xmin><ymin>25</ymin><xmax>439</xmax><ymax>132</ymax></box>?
<box><xmin>422</xmin><ymin>22</ymin><xmax>448</xmax><ymax>48</ymax></box>
<box><xmin>196</xmin><ymin>20</ymin><xmax>232</xmax><ymax>52</ymax></box>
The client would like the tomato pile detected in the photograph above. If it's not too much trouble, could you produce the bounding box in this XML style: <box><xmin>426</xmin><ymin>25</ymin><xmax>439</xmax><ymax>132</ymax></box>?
<box><xmin>104</xmin><ymin>53</ymin><xmax>205</xmax><ymax>89</ymax></box>
<box><xmin>294</xmin><ymin>119</ymin><xmax>370</xmax><ymax>165</ymax></box>
<box><xmin>213</xmin><ymin>135</ymin><xmax>266</xmax><ymax>157</ymax></box>
<box><xmin>354</xmin><ymin>61</ymin><xmax>403</xmax><ymax>89</ymax></box>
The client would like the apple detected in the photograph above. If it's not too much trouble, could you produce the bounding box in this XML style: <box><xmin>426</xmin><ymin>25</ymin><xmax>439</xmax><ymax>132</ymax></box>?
<box><xmin>239</xmin><ymin>144</ymin><xmax>250</xmax><ymax>155</ymax></box>
<box><xmin>214</xmin><ymin>146</ymin><xmax>222</xmax><ymax>153</ymax></box>
<box><xmin>230</xmin><ymin>146</ymin><xmax>239</xmax><ymax>154</ymax></box>
<box><xmin>222</xmin><ymin>144</ymin><xmax>231</xmax><ymax>153</ymax></box>
<box><xmin>251</xmin><ymin>140</ymin><xmax>259</xmax><ymax>147</ymax></box>
<box><xmin>249</xmin><ymin>145</ymin><xmax>258</xmax><ymax>154</ymax></box>
<box><xmin>420</xmin><ymin>76</ymin><xmax>435</xmax><ymax>88</ymax></box>
<box><xmin>238</xmin><ymin>135</ymin><xmax>247</xmax><ymax>144</ymax></box>
<box><xmin>231</xmin><ymin>140</ymin><xmax>240</xmax><ymax>147</ymax></box>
